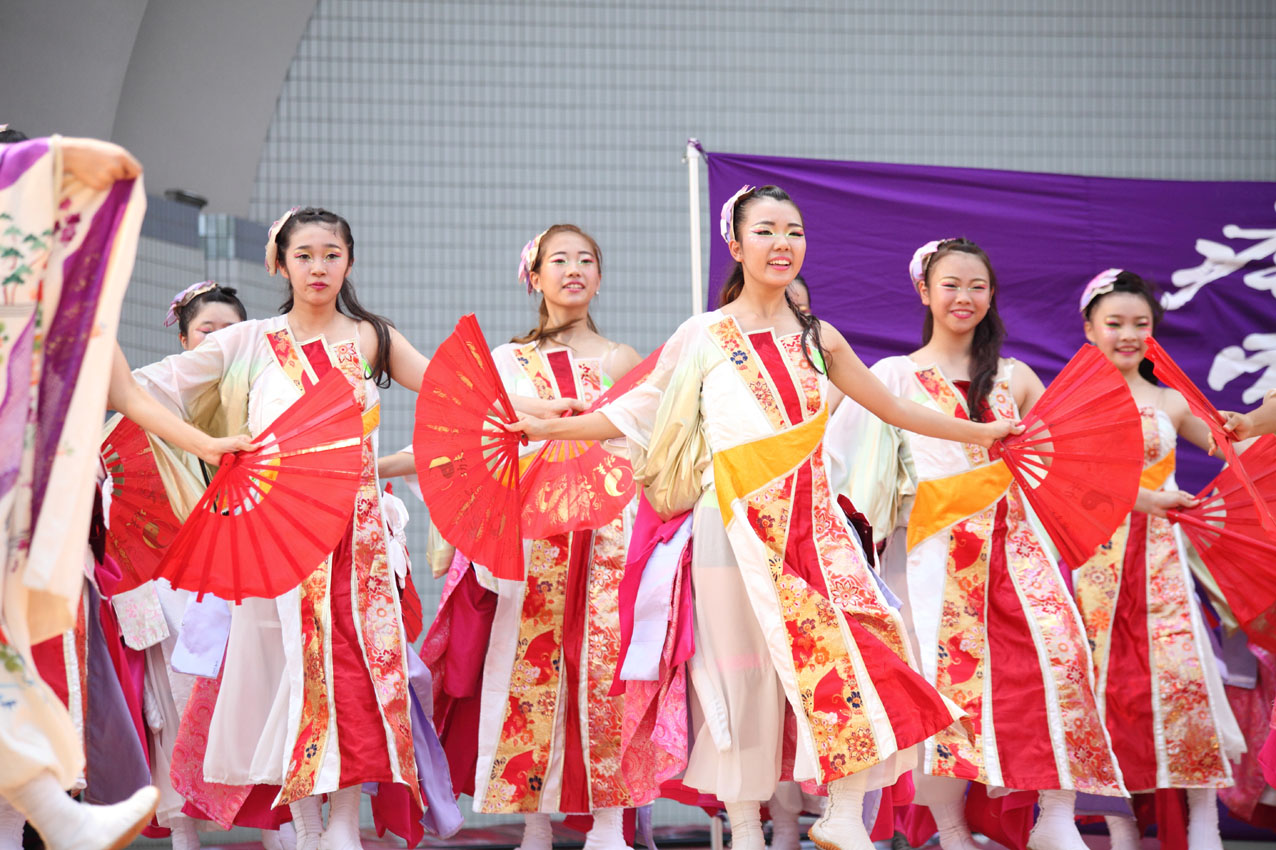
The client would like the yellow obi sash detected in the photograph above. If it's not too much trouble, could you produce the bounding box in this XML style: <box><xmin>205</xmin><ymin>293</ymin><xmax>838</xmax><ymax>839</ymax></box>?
<box><xmin>907</xmin><ymin>460</ymin><xmax>1014</xmax><ymax>551</ymax></box>
<box><xmin>712</xmin><ymin>406</ymin><xmax>828</xmax><ymax>521</ymax></box>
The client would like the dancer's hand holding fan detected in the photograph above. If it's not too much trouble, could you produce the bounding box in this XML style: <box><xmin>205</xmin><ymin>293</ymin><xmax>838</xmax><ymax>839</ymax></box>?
<box><xmin>100</xmin><ymin>417</ymin><xmax>184</xmax><ymax>593</ymax></box>
<box><xmin>989</xmin><ymin>344</ymin><xmax>1145</xmax><ymax>566</ymax></box>
<box><xmin>1144</xmin><ymin>336</ymin><xmax>1276</xmax><ymax>536</ymax></box>
<box><xmin>153</xmin><ymin>370</ymin><xmax>363</xmax><ymax>602</ymax></box>
<box><xmin>413</xmin><ymin>314</ymin><xmax>526</xmax><ymax>580</ymax></box>
<box><xmin>1169</xmin><ymin>434</ymin><xmax>1276</xmax><ymax>651</ymax></box>
<box><xmin>519</xmin><ymin>345</ymin><xmax>663</xmax><ymax>538</ymax></box>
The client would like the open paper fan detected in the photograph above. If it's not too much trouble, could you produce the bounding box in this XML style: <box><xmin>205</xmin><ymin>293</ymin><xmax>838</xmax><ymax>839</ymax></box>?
<box><xmin>413</xmin><ymin>314</ymin><xmax>525</xmax><ymax>580</ymax></box>
<box><xmin>517</xmin><ymin>346</ymin><xmax>663</xmax><ymax>538</ymax></box>
<box><xmin>100</xmin><ymin>417</ymin><xmax>183</xmax><ymax>593</ymax></box>
<box><xmin>1145</xmin><ymin>336</ymin><xmax>1276</xmax><ymax>537</ymax></box>
<box><xmin>1170</xmin><ymin>434</ymin><xmax>1276</xmax><ymax>650</ymax></box>
<box><xmin>990</xmin><ymin>344</ymin><xmax>1144</xmax><ymax>566</ymax></box>
<box><xmin>153</xmin><ymin>370</ymin><xmax>363</xmax><ymax>602</ymax></box>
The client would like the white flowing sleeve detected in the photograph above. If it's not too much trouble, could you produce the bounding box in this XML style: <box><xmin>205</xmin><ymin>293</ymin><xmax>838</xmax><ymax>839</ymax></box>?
<box><xmin>598</xmin><ymin>315</ymin><xmax>704</xmax><ymax>449</ymax></box>
<box><xmin>600</xmin><ymin>317</ymin><xmax>717</xmax><ymax>520</ymax></box>
<box><xmin>132</xmin><ymin>332</ymin><xmax>228</xmax><ymax>426</ymax></box>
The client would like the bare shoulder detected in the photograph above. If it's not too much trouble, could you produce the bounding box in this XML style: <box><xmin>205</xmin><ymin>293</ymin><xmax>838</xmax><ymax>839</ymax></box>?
<box><xmin>607</xmin><ymin>342</ymin><xmax>643</xmax><ymax>379</ymax></box>
<box><xmin>817</xmin><ymin>319</ymin><xmax>849</xmax><ymax>350</ymax></box>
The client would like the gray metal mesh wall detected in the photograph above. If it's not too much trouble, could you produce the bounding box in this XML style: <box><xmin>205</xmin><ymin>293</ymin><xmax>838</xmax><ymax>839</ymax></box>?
<box><xmin>248</xmin><ymin>0</ymin><xmax>1275</xmax><ymax>586</ymax></box>
<box><xmin>118</xmin><ymin>198</ymin><xmax>279</xmax><ymax>366</ymax></box>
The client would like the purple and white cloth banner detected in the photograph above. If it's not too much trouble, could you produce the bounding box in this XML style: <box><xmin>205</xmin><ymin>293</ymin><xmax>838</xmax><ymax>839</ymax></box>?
<box><xmin>706</xmin><ymin>149</ymin><xmax>1276</xmax><ymax>490</ymax></box>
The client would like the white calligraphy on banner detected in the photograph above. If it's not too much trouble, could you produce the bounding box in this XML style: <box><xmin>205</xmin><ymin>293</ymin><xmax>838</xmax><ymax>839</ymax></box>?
<box><xmin>1162</xmin><ymin>203</ymin><xmax>1276</xmax><ymax>402</ymax></box>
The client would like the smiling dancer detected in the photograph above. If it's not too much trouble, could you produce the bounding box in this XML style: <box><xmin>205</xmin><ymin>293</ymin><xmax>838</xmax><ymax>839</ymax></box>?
<box><xmin>497</xmin><ymin>187</ymin><xmax>1022</xmax><ymax>850</ymax></box>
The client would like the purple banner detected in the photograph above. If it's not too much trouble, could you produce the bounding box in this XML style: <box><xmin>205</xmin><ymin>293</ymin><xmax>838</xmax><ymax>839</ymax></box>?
<box><xmin>706</xmin><ymin>150</ymin><xmax>1276</xmax><ymax>490</ymax></box>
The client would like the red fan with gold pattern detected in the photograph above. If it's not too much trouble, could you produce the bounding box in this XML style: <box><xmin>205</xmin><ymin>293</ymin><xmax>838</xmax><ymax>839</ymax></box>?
<box><xmin>154</xmin><ymin>370</ymin><xmax>363</xmax><ymax>602</ymax></box>
<box><xmin>518</xmin><ymin>346</ymin><xmax>663</xmax><ymax>538</ymax></box>
<box><xmin>100</xmin><ymin>417</ymin><xmax>184</xmax><ymax>593</ymax></box>
<box><xmin>1169</xmin><ymin>434</ymin><xmax>1276</xmax><ymax>651</ymax></box>
<box><xmin>990</xmin><ymin>344</ymin><xmax>1145</xmax><ymax>566</ymax></box>
<box><xmin>413</xmin><ymin>314</ymin><xmax>525</xmax><ymax>580</ymax></box>
<box><xmin>1145</xmin><ymin>336</ymin><xmax>1276</xmax><ymax>537</ymax></box>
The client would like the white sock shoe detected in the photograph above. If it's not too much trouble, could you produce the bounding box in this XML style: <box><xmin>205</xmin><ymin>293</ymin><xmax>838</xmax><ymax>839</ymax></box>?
<box><xmin>1026</xmin><ymin>790</ymin><xmax>1087</xmax><ymax>850</ymax></box>
<box><xmin>768</xmin><ymin>804</ymin><xmax>802</xmax><ymax>850</ymax></box>
<box><xmin>289</xmin><ymin>796</ymin><xmax>323</xmax><ymax>850</ymax></box>
<box><xmin>808</xmin><ymin>778</ymin><xmax>872</xmax><ymax>850</ymax></box>
<box><xmin>929</xmin><ymin>799</ymin><xmax>978</xmax><ymax>850</ymax></box>
<box><xmin>1104</xmin><ymin>815</ymin><xmax>1140</xmax><ymax>850</ymax></box>
<box><xmin>583</xmin><ymin>808</ymin><xmax>631</xmax><ymax>850</ymax></box>
<box><xmin>263</xmin><ymin>827</ymin><xmax>289</xmax><ymax>850</ymax></box>
<box><xmin>518</xmin><ymin>813</ymin><xmax>553</xmax><ymax>850</ymax></box>
<box><xmin>5</xmin><ymin>773</ymin><xmax>159</xmax><ymax>850</ymax></box>
<box><xmin>319</xmin><ymin>786</ymin><xmax>362</xmax><ymax>850</ymax></box>
<box><xmin>0</xmin><ymin>799</ymin><xmax>25</xmax><ymax>850</ymax></box>
<box><xmin>725</xmin><ymin>802</ymin><xmax>764</xmax><ymax>850</ymax></box>
<box><xmin>278</xmin><ymin>822</ymin><xmax>298</xmax><ymax>850</ymax></box>
<box><xmin>1186</xmin><ymin>788</ymin><xmax>1224</xmax><ymax>850</ymax></box>
<box><xmin>169</xmin><ymin>815</ymin><xmax>200</xmax><ymax>850</ymax></box>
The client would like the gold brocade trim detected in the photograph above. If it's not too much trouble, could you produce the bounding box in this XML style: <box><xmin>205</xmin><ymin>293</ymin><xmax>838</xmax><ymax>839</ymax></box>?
<box><xmin>1139</xmin><ymin>449</ymin><xmax>1175</xmax><ymax>491</ymax></box>
<box><xmin>1074</xmin><ymin>518</ymin><xmax>1130</xmax><ymax>712</ymax></box>
<box><xmin>280</xmin><ymin>553</ymin><xmax>333</xmax><ymax>803</ymax></box>
<box><xmin>712</xmin><ymin>406</ymin><xmax>828</xmax><ymax>522</ymax></box>
<box><xmin>706</xmin><ymin>317</ymin><xmax>789</xmax><ymax>431</ymax></box>
<box><xmin>906</xmin><ymin>461</ymin><xmax>1013</xmax><ymax>551</ymax></box>
<box><xmin>929</xmin><ymin>507</ymin><xmax>995</xmax><ymax>783</ymax></box>
<box><xmin>513</xmin><ymin>344</ymin><xmax>558</xmax><ymax>401</ymax></box>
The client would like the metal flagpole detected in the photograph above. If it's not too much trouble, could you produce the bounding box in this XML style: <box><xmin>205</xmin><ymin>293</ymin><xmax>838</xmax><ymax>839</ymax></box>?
<box><xmin>685</xmin><ymin>138</ymin><xmax>704</xmax><ymax>315</ymax></box>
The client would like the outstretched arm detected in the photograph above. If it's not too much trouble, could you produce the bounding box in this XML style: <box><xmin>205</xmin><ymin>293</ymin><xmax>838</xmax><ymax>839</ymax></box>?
<box><xmin>821</xmin><ymin>322</ymin><xmax>1019</xmax><ymax>448</ymax></box>
<box><xmin>1221</xmin><ymin>390</ymin><xmax>1276</xmax><ymax>442</ymax></box>
<box><xmin>107</xmin><ymin>341</ymin><xmax>254</xmax><ymax>465</ymax></box>
<box><xmin>507</xmin><ymin>409</ymin><xmax>622</xmax><ymax>443</ymax></box>
<box><xmin>59</xmin><ymin>137</ymin><xmax>142</xmax><ymax>190</ymax></box>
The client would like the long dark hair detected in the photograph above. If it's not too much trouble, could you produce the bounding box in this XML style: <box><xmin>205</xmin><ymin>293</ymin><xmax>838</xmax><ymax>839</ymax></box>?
<box><xmin>512</xmin><ymin>223</ymin><xmax>602</xmax><ymax>346</ymax></box>
<box><xmin>274</xmin><ymin>207</ymin><xmax>394</xmax><ymax>387</ymax></box>
<box><xmin>1083</xmin><ymin>270</ymin><xmax>1164</xmax><ymax>384</ymax></box>
<box><xmin>177</xmin><ymin>286</ymin><xmax>247</xmax><ymax>338</ymax></box>
<box><xmin>919</xmin><ymin>238</ymin><xmax>1006</xmax><ymax>422</ymax></box>
<box><xmin>718</xmin><ymin>185</ymin><xmax>826</xmax><ymax>372</ymax></box>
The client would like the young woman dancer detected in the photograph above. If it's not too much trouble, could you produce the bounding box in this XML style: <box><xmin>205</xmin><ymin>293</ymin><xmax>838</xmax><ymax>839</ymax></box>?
<box><xmin>504</xmin><ymin>187</ymin><xmax>1017</xmax><ymax>850</ymax></box>
<box><xmin>134</xmin><ymin>207</ymin><xmax>445</xmax><ymax>850</ymax></box>
<box><xmin>460</xmin><ymin>224</ymin><xmax>642</xmax><ymax>850</ymax></box>
<box><xmin>0</xmin><ymin>132</ymin><xmax>258</xmax><ymax>850</ymax></box>
<box><xmin>846</xmin><ymin>238</ymin><xmax>1127</xmax><ymax>850</ymax></box>
<box><xmin>1072</xmin><ymin>269</ymin><xmax>1244</xmax><ymax>850</ymax></box>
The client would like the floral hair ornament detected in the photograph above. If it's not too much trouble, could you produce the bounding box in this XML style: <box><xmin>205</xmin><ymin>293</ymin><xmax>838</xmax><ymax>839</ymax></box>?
<box><xmin>719</xmin><ymin>185</ymin><xmax>755</xmax><ymax>245</ymax></box>
<box><xmin>264</xmin><ymin>206</ymin><xmax>301</xmax><ymax>275</ymax></box>
<box><xmin>1079</xmin><ymin>268</ymin><xmax>1124</xmax><ymax>314</ymax></box>
<box><xmin>164</xmin><ymin>280</ymin><xmax>219</xmax><ymax>327</ymax></box>
<box><xmin>908</xmin><ymin>238</ymin><xmax>959</xmax><ymax>287</ymax></box>
<box><xmin>517</xmin><ymin>228</ymin><xmax>549</xmax><ymax>294</ymax></box>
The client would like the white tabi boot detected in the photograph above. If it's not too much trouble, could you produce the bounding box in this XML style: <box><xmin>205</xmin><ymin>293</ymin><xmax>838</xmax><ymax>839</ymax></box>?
<box><xmin>1026</xmin><ymin>790</ymin><xmax>1088</xmax><ymax>850</ymax></box>
<box><xmin>808</xmin><ymin>778</ymin><xmax>872</xmax><ymax>850</ymax></box>
<box><xmin>5</xmin><ymin>773</ymin><xmax>158</xmax><ymax>850</ymax></box>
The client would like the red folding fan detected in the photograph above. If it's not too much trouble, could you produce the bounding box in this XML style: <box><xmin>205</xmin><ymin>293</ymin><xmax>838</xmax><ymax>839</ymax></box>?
<box><xmin>1170</xmin><ymin>434</ymin><xmax>1276</xmax><ymax>651</ymax></box>
<box><xmin>1145</xmin><ymin>336</ymin><xmax>1276</xmax><ymax>537</ymax></box>
<box><xmin>413</xmin><ymin>314</ymin><xmax>525</xmax><ymax>580</ymax></box>
<box><xmin>153</xmin><ymin>370</ymin><xmax>363</xmax><ymax>602</ymax></box>
<box><xmin>518</xmin><ymin>345</ymin><xmax>664</xmax><ymax>538</ymax></box>
<box><xmin>989</xmin><ymin>344</ymin><xmax>1145</xmax><ymax>566</ymax></box>
<box><xmin>100</xmin><ymin>417</ymin><xmax>184</xmax><ymax>593</ymax></box>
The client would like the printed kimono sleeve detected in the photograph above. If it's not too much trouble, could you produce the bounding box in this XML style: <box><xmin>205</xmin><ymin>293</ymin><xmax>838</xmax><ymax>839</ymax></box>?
<box><xmin>133</xmin><ymin>334</ymin><xmax>226</xmax><ymax>421</ymax></box>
